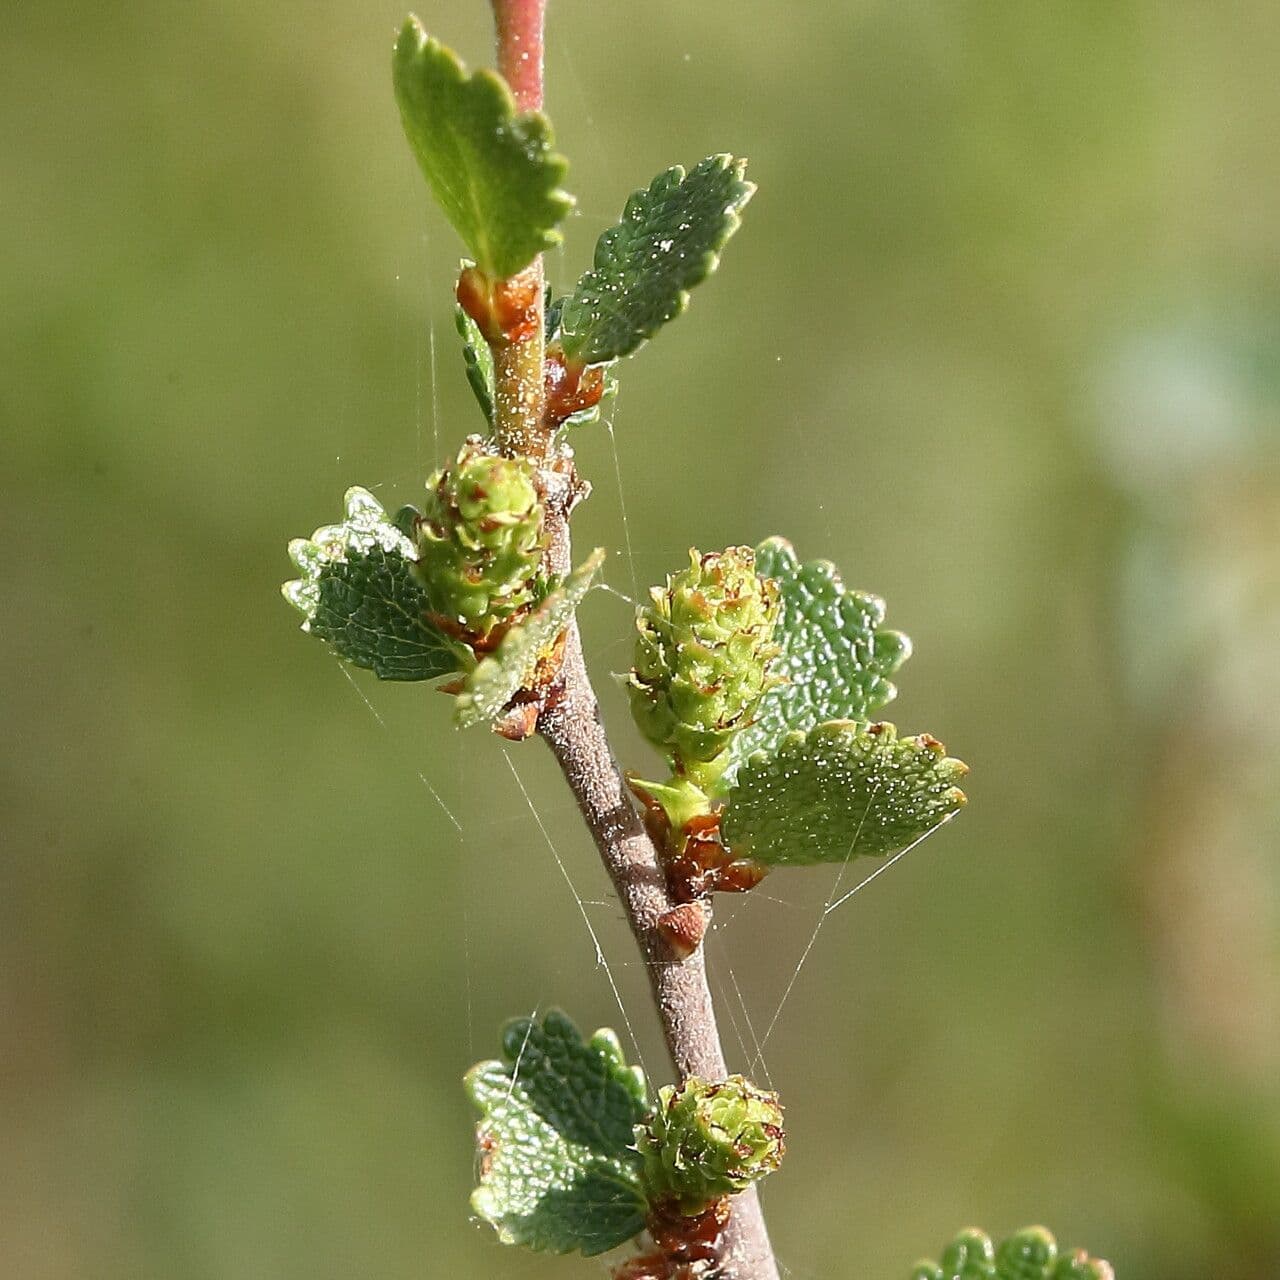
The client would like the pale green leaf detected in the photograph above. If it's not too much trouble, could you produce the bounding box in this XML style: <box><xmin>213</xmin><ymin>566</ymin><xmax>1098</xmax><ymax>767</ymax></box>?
<box><xmin>718</xmin><ymin>537</ymin><xmax>911</xmax><ymax>791</ymax></box>
<box><xmin>282</xmin><ymin>487</ymin><xmax>463</xmax><ymax>681</ymax></box>
<box><xmin>558</xmin><ymin>154</ymin><xmax>754</xmax><ymax>365</ymax></box>
<box><xmin>455</xmin><ymin>548</ymin><xmax>605</xmax><ymax>727</ymax></box>
<box><xmin>465</xmin><ymin>1009</ymin><xmax>650</xmax><ymax>1256</ymax></box>
<box><xmin>721</xmin><ymin>720</ymin><xmax>967</xmax><ymax>867</ymax></box>
<box><xmin>910</xmin><ymin>1226</ymin><xmax>1115</xmax><ymax>1280</ymax></box>
<box><xmin>393</xmin><ymin>19</ymin><xmax>572</xmax><ymax>279</ymax></box>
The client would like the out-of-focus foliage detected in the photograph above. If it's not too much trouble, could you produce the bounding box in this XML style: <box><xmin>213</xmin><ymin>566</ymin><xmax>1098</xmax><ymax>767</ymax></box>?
<box><xmin>910</xmin><ymin>1225</ymin><xmax>1113</xmax><ymax>1280</ymax></box>
<box><xmin>2</xmin><ymin>2</ymin><xmax>1277</xmax><ymax>1279</ymax></box>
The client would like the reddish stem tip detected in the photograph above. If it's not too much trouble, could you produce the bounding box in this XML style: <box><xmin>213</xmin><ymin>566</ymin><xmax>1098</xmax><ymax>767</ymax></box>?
<box><xmin>490</xmin><ymin>0</ymin><xmax>545</xmax><ymax>112</ymax></box>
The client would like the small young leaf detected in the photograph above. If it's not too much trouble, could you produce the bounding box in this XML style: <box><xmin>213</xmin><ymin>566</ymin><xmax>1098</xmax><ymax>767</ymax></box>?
<box><xmin>718</xmin><ymin>537</ymin><xmax>911</xmax><ymax>791</ymax></box>
<box><xmin>911</xmin><ymin>1226</ymin><xmax>1115</xmax><ymax>1280</ymax></box>
<box><xmin>720</xmin><ymin>720</ymin><xmax>967</xmax><ymax>867</ymax></box>
<box><xmin>455</xmin><ymin>301</ymin><xmax>495</xmax><ymax>425</ymax></box>
<box><xmin>455</xmin><ymin>548</ymin><xmax>606</xmax><ymax>727</ymax></box>
<box><xmin>282</xmin><ymin>487</ymin><xmax>464</xmax><ymax>681</ymax></box>
<box><xmin>542</xmin><ymin>294</ymin><xmax>619</xmax><ymax>429</ymax></box>
<box><xmin>393</xmin><ymin>19</ymin><xmax>573</xmax><ymax>279</ymax></box>
<box><xmin>558</xmin><ymin>154</ymin><xmax>754</xmax><ymax>366</ymax></box>
<box><xmin>466</xmin><ymin>1009</ymin><xmax>650</xmax><ymax>1256</ymax></box>
<box><xmin>561</xmin><ymin>368</ymin><xmax>618</xmax><ymax>430</ymax></box>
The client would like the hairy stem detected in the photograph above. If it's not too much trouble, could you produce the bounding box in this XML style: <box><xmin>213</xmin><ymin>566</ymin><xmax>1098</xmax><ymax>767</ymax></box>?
<box><xmin>490</xmin><ymin>0</ymin><xmax>545</xmax><ymax>113</ymax></box>
<box><xmin>530</xmin><ymin>478</ymin><xmax>779</xmax><ymax>1279</ymax></box>
<box><xmin>490</xmin><ymin>281</ymin><xmax>546</xmax><ymax>458</ymax></box>
<box><xmin>489</xmin><ymin>2</ymin><xmax>779</xmax><ymax>1274</ymax></box>
<box><xmin>488</xmin><ymin>0</ymin><xmax>546</xmax><ymax>459</ymax></box>
<box><xmin>538</xmin><ymin>625</ymin><xmax>780</xmax><ymax>1280</ymax></box>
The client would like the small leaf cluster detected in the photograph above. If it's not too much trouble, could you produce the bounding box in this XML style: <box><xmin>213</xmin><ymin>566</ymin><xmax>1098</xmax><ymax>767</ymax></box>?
<box><xmin>394</xmin><ymin>13</ymin><xmax>753</xmax><ymax>430</ymax></box>
<box><xmin>636</xmin><ymin>1075</ymin><xmax>785</xmax><ymax>1215</ymax></box>
<box><xmin>466</xmin><ymin>1012</ymin><xmax>783</xmax><ymax>1260</ymax></box>
<box><xmin>282</xmin><ymin>478</ymin><xmax>602</xmax><ymax>729</ymax></box>
<box><xmin>271</xmin><ymin>15</ymin><xmax>1115</xmax><ymax>1280</ymax></box>
<box><xmin>627</xmin><ymin>538</ymin><xmax>968</xmax><ymax>892</ymax></box>
<box><xmin>284</xmin><ymin>16</ymin><xmax>759</xmax><ymax>735</ymax></box>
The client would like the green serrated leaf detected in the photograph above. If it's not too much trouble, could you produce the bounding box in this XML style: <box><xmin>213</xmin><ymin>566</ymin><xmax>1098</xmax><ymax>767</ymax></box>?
<box><xmin>718</xmin><ymin>537</ymin><xmax>911</xmax><ymax>792</ymax></box>
<box><xmin>455</xmin><ymin>301</ymin><xmax>495</xmax><ymax>425</ymax></box>
<box><xmin>282</xmin><ymin>487</ymin><xmax>464</xmax><ymax>681</ymax></box>
<box><xmin>721</xmin><ymin>720</ymin><xmax>967</xmax><ymax>867</ymax></box>
<box><xmin>558</xmin><ymin>154</ymin><xmax>754</xmax><ymax>366</ymax></box>
<box><xmin>465</xmin><ymin>1009</ymin><xmax>650</xmax><ymax>1256</ymax></box>
<box><xmin>393</xmin><ymin>19</ymin><xmax>573</xmax><ymax>279</ymax></box>
<box><xmin>911</xmin><ymin>1227</ymin><xmax>1114</xmax><ymax>1280</ymax></box>
<box><xmin>455</xmin><ymin>548</ymin><xmax>605</xmax><ymax>727</ymax></box>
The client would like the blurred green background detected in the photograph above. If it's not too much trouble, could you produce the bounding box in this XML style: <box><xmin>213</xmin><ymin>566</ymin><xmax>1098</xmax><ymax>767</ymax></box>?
<box><xmin>4</xmin><ymin>1</ymin><xmax>1279</xmax><ymax>1276</ymax></box>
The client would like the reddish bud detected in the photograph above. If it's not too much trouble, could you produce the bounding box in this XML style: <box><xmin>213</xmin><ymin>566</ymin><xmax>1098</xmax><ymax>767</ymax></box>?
<box><xmin>456</xmin><ymin>264</ymin><xmax>541</xmax><ymax>344</ymax></box>
<box><xmin>657</xmin><ymin>901</ymin><xmax>709</xmax><ymax>959</ymax></box>
<box><xmin>544</xmin><ymin>347</ymin><xmax>606</xmax><ymax>427</ymax></box>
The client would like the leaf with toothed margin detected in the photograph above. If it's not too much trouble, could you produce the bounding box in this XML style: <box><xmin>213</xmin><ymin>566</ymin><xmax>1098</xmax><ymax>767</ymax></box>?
<box><xmin>393</xmin><ymin>19</ymin><xmax>573</xmax><ymax>280</ymax></box>
<box><xmin>282</xmin><ymin>487</ymin><xmax>465</xmax><ymax>681</ymax></box>
<box><xmin>455</xmin><ymin>548</ymin><xmax>605</xmax><ymax>727</ymax></box>
<box><xmin>720</xmin><ymin>720</ymin><xmax>967</xmax><ymax>867</ymax></box>
<box><xmin>465</xmin><ymin>1009</ymin><xmax>650</xmax><ymax>1256</ymax></box>
<box><xmin>717</xmin><ymin>537</ymin><xmax>912</xmax><ymax>792</ymax></box>
<box><xmin>558</xmin><ymin>155</ymin><xmax>754</xmax><ymax>366</ymax></box>
<box><xmin>455</xmin><ymin>301</ymin><xmax>495</xmax><ymax>426</ymax></box>
<box><xmin>910</xmin><ymin>1226</ymin><xmax>1115</xmax><ymax>1280</ymax></box>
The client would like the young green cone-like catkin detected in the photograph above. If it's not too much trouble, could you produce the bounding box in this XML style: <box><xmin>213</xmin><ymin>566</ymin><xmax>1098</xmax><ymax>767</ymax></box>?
<box><xmin>628</xmin><ymin>547</ymin><xmax>780</xmax><ymax>777</ymax></box>
<box><xmin>636</xmin><ymin>1075</ymin><xmax>785</xmax><ymax>1215</ymax></box>
<box><xmin>411</xmin><ymin>438</ymin><xmax>546</xmax><ymax>636</ymax></box>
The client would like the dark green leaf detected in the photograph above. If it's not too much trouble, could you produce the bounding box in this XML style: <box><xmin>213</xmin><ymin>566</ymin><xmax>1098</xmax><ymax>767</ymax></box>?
<box><xmin>393</xmin><ymin>19</ymin><xmax>572</xmax><ymax>279</ymax></box>
<box><xmin>465</xmin><ymin>1010</ymin><xmax>650</xmax><ymax>1256</ymax></box>
<box><xmin>283</xmin><ymin>487</ymin><xmax>463</xmax><ymax>681</ymax></box>
<box><xmin>558</xmin><ymin>154</ymin><xmax>753</xmax><ymax>365</ymax></box>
